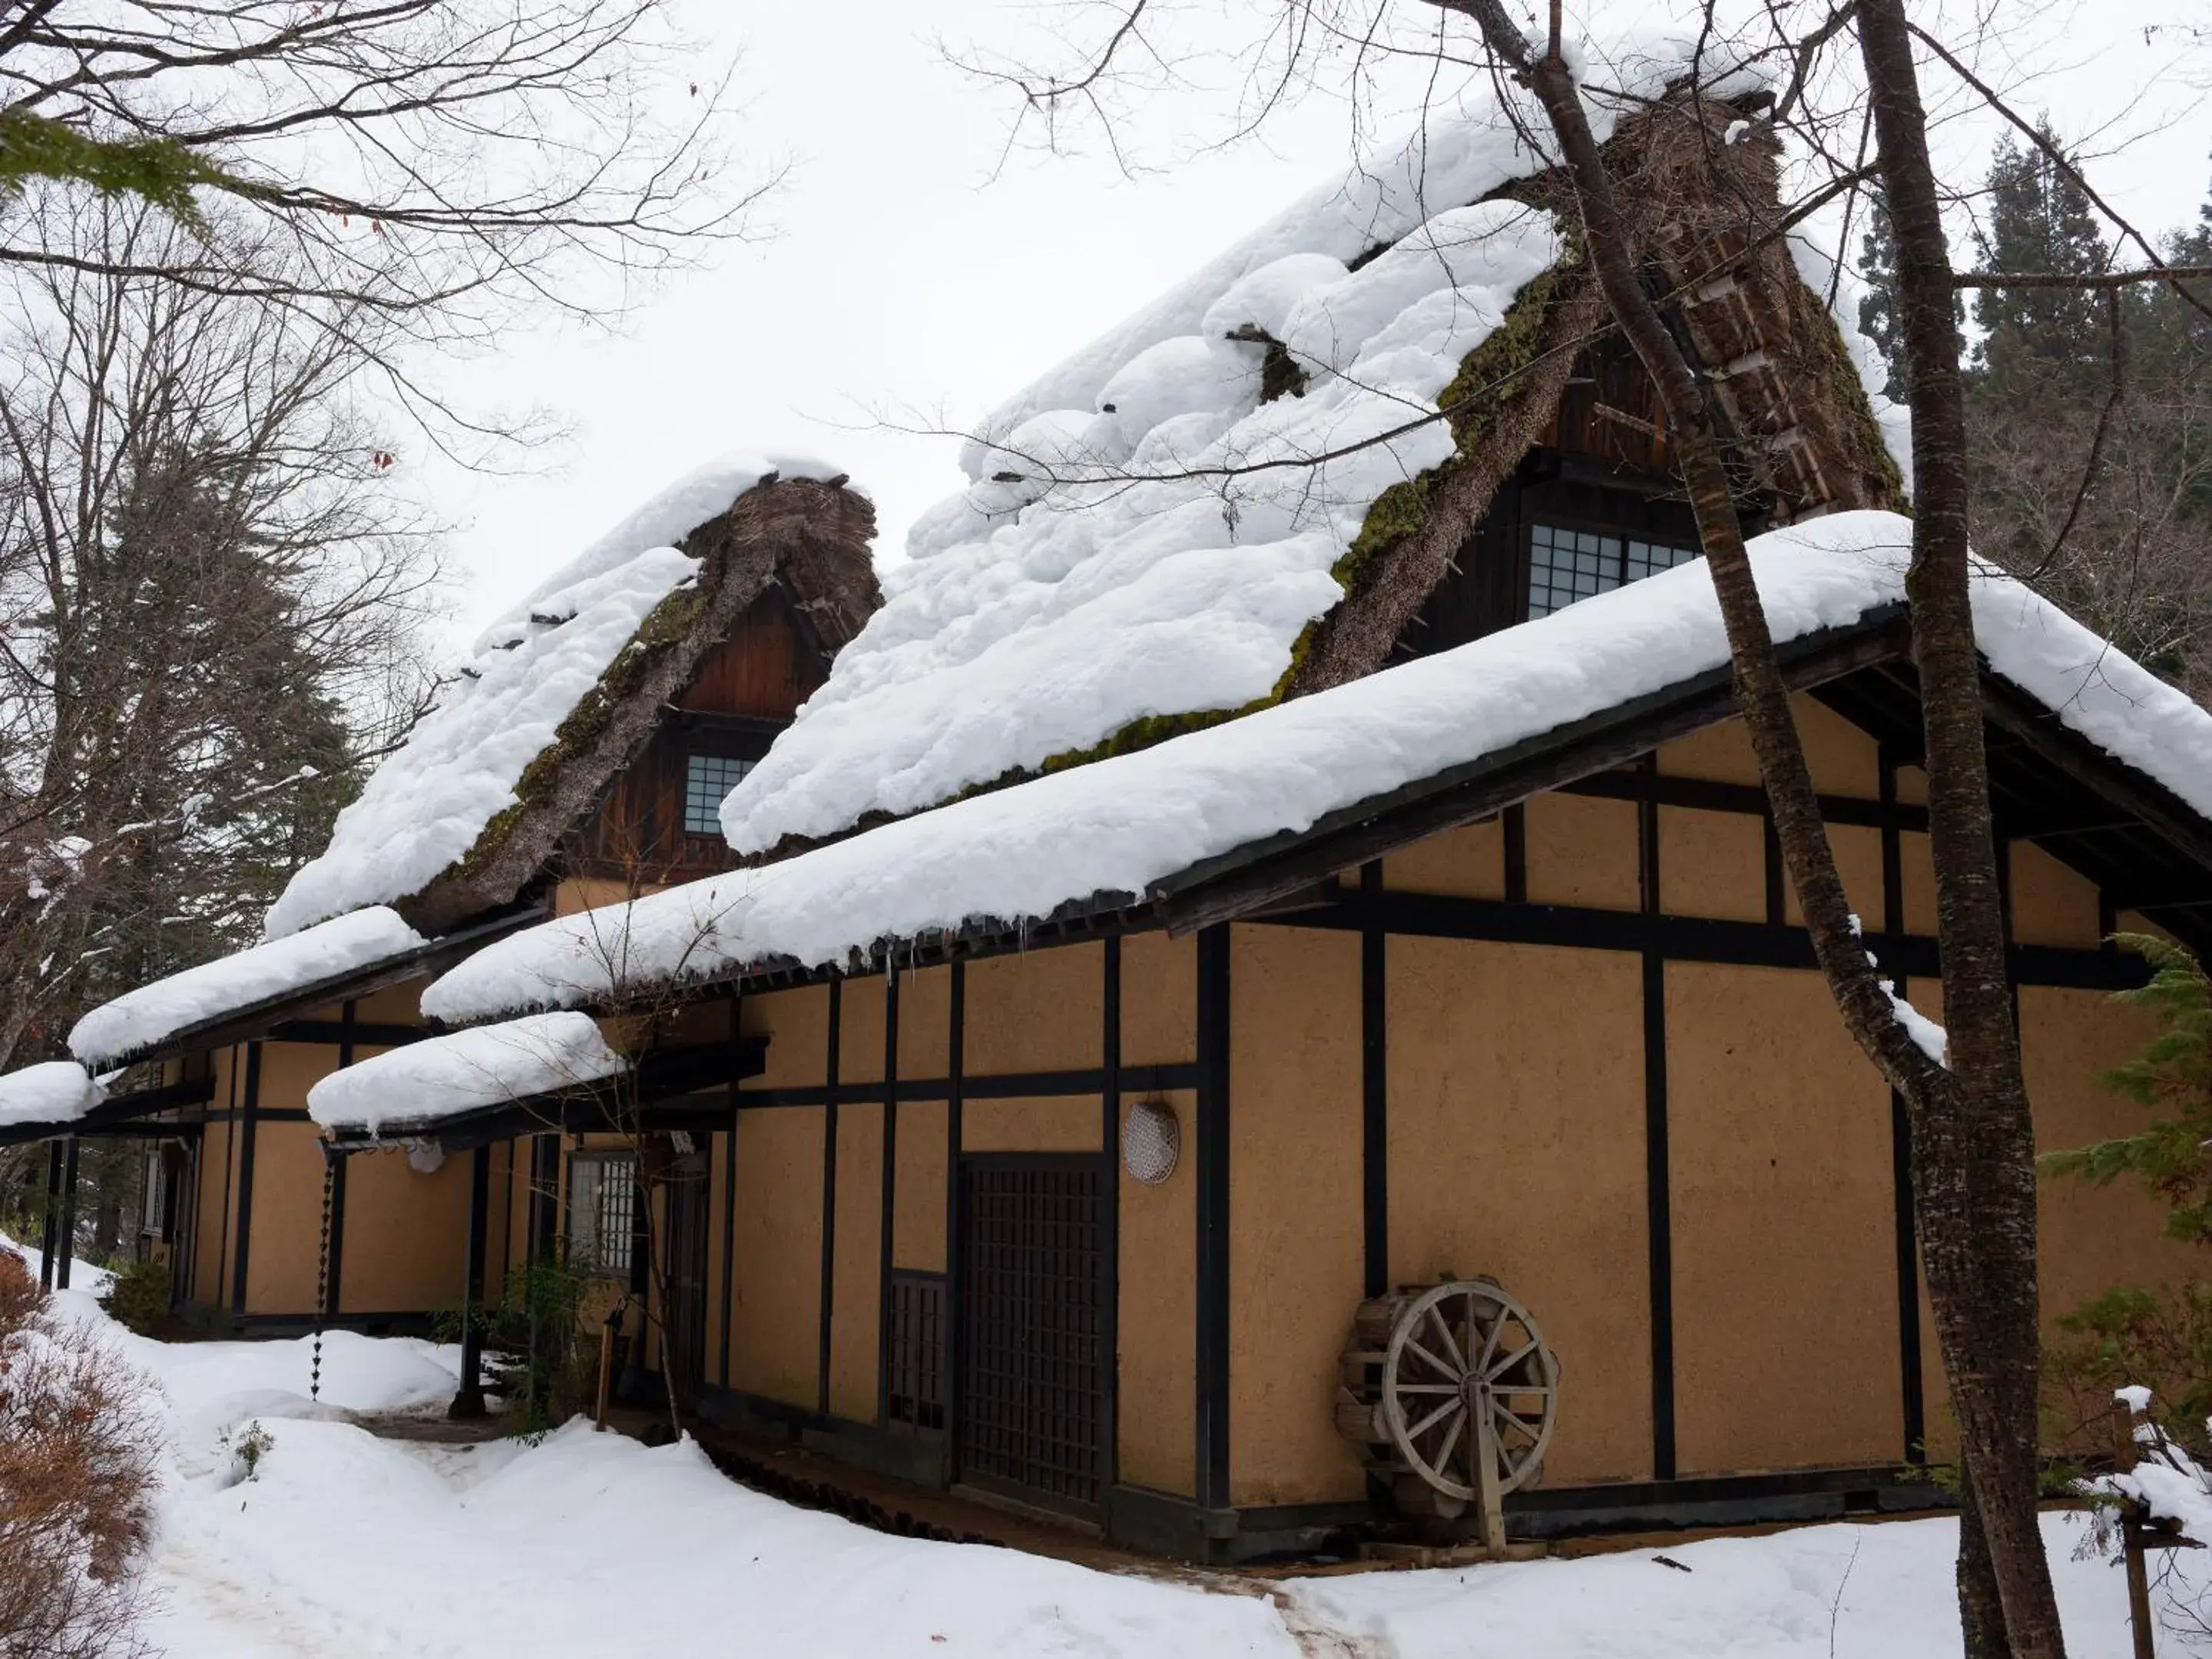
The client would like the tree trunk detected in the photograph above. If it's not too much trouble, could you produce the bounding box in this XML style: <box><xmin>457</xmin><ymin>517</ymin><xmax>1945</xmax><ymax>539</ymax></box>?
<box><xmin>1434</xmin><ymin>6</ymin><xmax>2061</xmax><ymax>1652</ymax></box>
<box><xmin>1856</xmin><ymin>4</ymin><xmax>2065</xmax><ymax>1654</ymax></box>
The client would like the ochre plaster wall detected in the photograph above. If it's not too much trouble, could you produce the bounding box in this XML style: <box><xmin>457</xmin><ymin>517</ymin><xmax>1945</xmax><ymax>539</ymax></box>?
<box><xmin>960</xmin><ymin>1096</ymin><xmax>1102</xmax><ymax>1153</ymax></box>
<box><xmin>1666</xmin><ymin>962</ymin><xmax>1902</xmax><ymax>1475</ymax></box>
<box><xmin>830</xmin><ymin>1101</ymin><xmax>884</xmax><ymax>1420</ymax></box>
<box><xmin>964</xmin><ymin>942</ymin><xmax>1103</xmax><ymax>1076</ymax></box>
<box><xmin>893</xmin><ymin>1098</ymin><xmax>948</xmax><ymax>1273</ymax></box>
<box><xmin>1383</xmin><ymin>819</ymin><xmax>1505</xmax><ymax>899</ymax></box>
<box><xmin>1122</xmin><ymin>932</ymin><xmax>1195</xmax><ymax>1067</ymax></box>
<box><xmin>1525</xmin><ymin>793</ymin><xmax>1639</xmax><ymax>910</ymax></box>
<box><xmin>337</xmin><ymin>1143</ymin><xmax>472</xmax><ymax>1313</ymax></box>
<box><xmin>744</xmin><ymin>985</ymin><xmax>831</xmax><ymax>1089</ymax></box>
<box><xmin>1227</xmin><ymin>926</ymin><xmax>1366</xmax><ymax>1506</ymax></box>
<box><xmin>1119</xmin><ymin>1087</ymin><xmax>1197</xmax><ymax>1495</ymax></box>
<box><xmin>896</xmin><ymin>966</ymin><xmax>952</xmax><ymax>1080</ymax></box>
<box><xmin>1658</xmin><ymin>806</ymin><xmax>1765</xmax><ymax>923</ymax></box>
<box><xmin>1386</xmin><ymin>936</ymin><xmax>1653</xmax><ymax>1488</ymax></box>
<box><xmin>730</xmin><ymin>1104</ymin><xmax>825</xmax><ymax>1406</ymax></box>
<box><xmin>2012</xmin><ymin>842</ymin><xmax>2104</xmax><ymax>949</ymax></box>
<box><xmin>840</xmin><ymin>977</ymin><xmax>886</xmax><ymax>1086</ymax></box>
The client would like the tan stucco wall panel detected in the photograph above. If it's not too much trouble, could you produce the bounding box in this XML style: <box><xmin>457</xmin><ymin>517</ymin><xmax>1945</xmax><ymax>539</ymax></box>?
<box><xmin>1525</xmin><ymin>792</ymin><xmax>1641</xmax><ymax>912</ymax></box>
<box><xmin>730</xmin><ymin>1105</ymin><xmax>825</xmax><ymax>1406</ymax></box>
<box><xmin>839</xmin><ymin>978</ymin><xmax>886</xmax><ymax>1086</ymax></box>
<box><xmin>1784</xmin><ymin>822</ymin><xmax>1885</xmax><ymax>933</ymax></box>
<box><xmin>1383</xmin><ymin>820</ymin><xmax>1505</xmax><ymax>900</ymax></box>
<box><xmin>1659</xmin><ymin>806</ymin><xmax>1766</xmax><ymax>923</ymax></box>
<box><xmin>336</xmin><ymin>1143</ymin><xmax>470</xmax><ymax>1313</ymax></box>
<box><xmin>961</xmin><ymin>1095</ymin><xmax>1103</xmax><ymax>1154</ymax></box>
<box><xmin>1386</xmin><ymin>937</ymin><xmax>1654</xmax><ymax>1488</ymax></box>
<box><xmin>896</xmin><ymin>966</ymin><xmax>952</xmax><ymax>1080</ymax></box>
<box><xmin>744</xmin><ymin>985</ymin><xmax>831</xmax><ymax>1090</ymax></box>
<box><xmin>965</xmin><ymin>943</ymin><xmax>1103</xmax><ymax>1077</ymax></box>
<box><xmin>893</xmin><ymin>1098</ymin><xmax>949</xmax><ymax>1273</ymax></box>
<box><xmin>2012</xmin><ymin>842</ymin><xmax>2104</xmax><ymax>949</ymax></box>
<box><xmin>1227</xmin><ymin>926</ymin><xmax>1366</xmax><ymax>1507</ymax></box>
<box><xmin>1792</xmin><ymin>694</ymin><xmax>1881</xmax><ymax>799</ymax></box>
<box><xmin>1121</xmin><ymin>932</ymin><xmax>1196</xmax><ymax>1067</ymax></box>
<box><xmin>1659</xmin><ymin>720</ymin><xmax>1761</xmax><ymax>786</ymax></box>
<box><xmin>1119</xmin><ymin>1088</ymin><xmax>1197</xmax><ymax>1496</ymax></box>
<box><xmin>1667</xmin><ymin>962</ymin><xmax>1901</xmax><ymax>1475</ymax></box>
<box><xmin>830</xmin><ymin>1102</ymin><xmax>884</xmax><ymax>1422</ymax></box>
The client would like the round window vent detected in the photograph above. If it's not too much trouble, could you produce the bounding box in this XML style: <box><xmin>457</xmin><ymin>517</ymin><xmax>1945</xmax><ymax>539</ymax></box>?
<box><xmin>1121</xmin><ymin>1097</ymin><xmax>1181</xmax><ymax>1185</ymax></box>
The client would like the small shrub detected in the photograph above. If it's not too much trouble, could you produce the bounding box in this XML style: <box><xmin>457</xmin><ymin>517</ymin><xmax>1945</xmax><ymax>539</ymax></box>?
<box><xmin>97</xmin><ymin>1257</ymin><xmax>171</xmax><ymax>1336</ymax></box>
<box><xmin>220</xmin><ymin>1419</ymin><xmax>273</xmax><ymax>1485</ymax></box>
<box><xmin>0</xmin><ymin>1250</ymin><xmax>161</xmax><ymax>1658</ymax></box>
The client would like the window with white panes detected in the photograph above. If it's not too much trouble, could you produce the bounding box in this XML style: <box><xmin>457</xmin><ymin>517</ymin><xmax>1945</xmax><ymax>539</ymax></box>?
<box><xmin>682</xmin><ymin>753</ymin><xmax>755</xmax><ymax>836</ymax></box>
<box><xmin>566</xmin><ymin>1152</ymin><xmax>637</xmax><ymax>1277</ymax></box>
<box><xmin>1526</xmin><ymin>522</ymin><xmax>1701</xmax><ymax>620</ymax></box>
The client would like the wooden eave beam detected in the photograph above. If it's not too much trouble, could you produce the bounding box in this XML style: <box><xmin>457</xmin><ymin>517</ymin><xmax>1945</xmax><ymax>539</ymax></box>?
<box><xmin>1151</xmin><ymin>607</ymin><xmax>1915</xmax><ymax>935</ymax></box>
<box><xmin>0</xmin><ymin>1074</ymin><xmax>214</xmax><ymax>1147</ymax></box>
<box><xmin>88</xmin><ymin>906</ymin><xmax>543</xmax><ymax>1071</ymax></box>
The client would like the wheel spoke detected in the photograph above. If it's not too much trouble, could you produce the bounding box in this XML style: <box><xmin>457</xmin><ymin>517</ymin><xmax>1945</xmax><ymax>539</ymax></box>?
<box><xmin>1403</xmin><ymin>1337</ymin><xmax>1458</xmax><ymax>1380</ymax></box>
<box><xmin>1485</xmin><ymin>1337</ymin><xmax>1539</xmax><ymax>1382</ymax></box>
<box><xmin>1430</xmin><ymin>1406</ymin><xmax>1465</xmax><ymax>1475</ymax></box>
<box><xmin>1472</xmin><ymin>1302</ymin><xmax>1504</xmax><ymax>1378</ymax></box>
<box><xmin>1425</xmin><ymin>1305</ymin><xmax>1466</xmax><ymax>1374</ymax></box>
<box><xmin>1394</xmin><ymin>1382</ymin><xmax>1461</xmax><ymax>1394</ymax></box>
<box><xmin>1407</xmin><ymin>1396</ymin><xmax>1462</xmax><ymax>1442</ymax></box>
<box><xmin>1494</xmin><ymin>1405</ymin><xmax>1543</xmax><ymax>1445</ymax></box>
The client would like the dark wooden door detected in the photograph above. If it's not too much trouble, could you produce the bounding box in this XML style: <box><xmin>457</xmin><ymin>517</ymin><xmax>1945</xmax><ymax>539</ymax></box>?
<box><xmin>957</xmin><ymin>1156</ymin><xmax>1108</xmax><ymax>1513</ymax></box>
<box><xmin>663</xmin><ymin>1147</ymin><xmax>711</xmax><ymax>1401</ymax></box>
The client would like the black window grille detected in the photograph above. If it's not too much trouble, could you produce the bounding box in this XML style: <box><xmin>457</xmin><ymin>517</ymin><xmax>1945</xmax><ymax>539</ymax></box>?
<box><xmin>887</xmin><ymin>1270</ymin><xmax>946</xmax><ymax>1430</ymax></box>
<box><xmin>1527</xmin><ymin>522</ymin><xmax>1700</xmax><ymax>620</ymax></box>
<box><xmin>567</xmin><ymin>1152</ymin><xmax>637</xmax><ymax>1277</ymax></box>
<box><xmin>682</xmin><ymin>753</ymin><xmax>755</xmax><ymax>836</ymax></box>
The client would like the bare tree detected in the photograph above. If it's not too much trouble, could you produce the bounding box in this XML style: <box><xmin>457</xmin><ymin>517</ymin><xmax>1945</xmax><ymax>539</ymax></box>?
<box><xmin>945</xmin><ymin>5</ymin><xmax>2212</xmax><ymax>1656</ymax></box>
<box><xmin>0</xmin><ymin>1</ymin><xmax>766</xmax><ymax>326</ymax></box>
<box><xmin>0</xmin><ymin>192</ymin><xmax>439</xmax><ymax>1070</ymax></box>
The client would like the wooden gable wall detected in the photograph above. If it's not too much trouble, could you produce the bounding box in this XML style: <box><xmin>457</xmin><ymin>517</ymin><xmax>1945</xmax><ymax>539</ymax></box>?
<box><xmin>572</xmin><ymin>584</ymin><xmax>830</xmax><ymax>883</ymax></box>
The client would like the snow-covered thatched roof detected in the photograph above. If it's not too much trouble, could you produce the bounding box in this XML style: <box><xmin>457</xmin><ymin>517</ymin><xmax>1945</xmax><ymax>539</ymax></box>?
<box><xmin>422</xmin><ymin>511</ymin><xmax>2212</xmax><ymax>1025</ymax></box>
<box><xmin>717</xmin><ymin>41</ymin><xmax>1904</xmax><ymax>859</ymax></box>
<box><xmin>266</xmin><ymin>455</ymin><xmax>877</xmax><ymax>940</ymax></box>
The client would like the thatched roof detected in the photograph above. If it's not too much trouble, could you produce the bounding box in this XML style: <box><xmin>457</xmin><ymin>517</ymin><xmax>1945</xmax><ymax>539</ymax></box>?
<box><xmin>719</xmin><ymin>58</ymin><xmax>1906</xmax><ymax>860</ymax></box>
<box><xmin>265</xmin><ymin>461</ymin><xmax>879</xmax><ymax>940</ymax></box>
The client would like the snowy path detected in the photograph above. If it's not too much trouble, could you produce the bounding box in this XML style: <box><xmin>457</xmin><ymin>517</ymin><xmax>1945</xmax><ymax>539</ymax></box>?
<box><xmin>2</xmin><ymin>1240</ymin><xmax>2192</xmax><ymax>1659</ymax></box>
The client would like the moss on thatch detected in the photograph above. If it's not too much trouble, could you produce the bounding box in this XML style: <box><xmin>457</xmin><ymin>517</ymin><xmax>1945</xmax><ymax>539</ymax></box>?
<box><xmin>398</xmin><ymin>477</ymin><xmax>879</xmax><ymax>935</ymax></box>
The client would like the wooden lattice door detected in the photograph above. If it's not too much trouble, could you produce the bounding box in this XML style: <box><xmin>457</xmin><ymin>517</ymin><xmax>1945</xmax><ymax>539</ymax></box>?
<box><xmin>956</xmin><ymin>1156</ymin><xmax>1107</xmax><ymax>1513</ymax></box>
<box><xmin>662</xmin><ymin>1145</ymin><xmax>711</xmax><ymax>1402</ymax></box>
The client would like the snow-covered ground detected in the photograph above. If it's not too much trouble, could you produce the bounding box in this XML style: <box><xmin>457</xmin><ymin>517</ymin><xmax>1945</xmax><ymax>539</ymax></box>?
<box><xmin>2</xmin><ymin>1234</ymin><xmax>2191</xmax><ymax>1657</ymax></box>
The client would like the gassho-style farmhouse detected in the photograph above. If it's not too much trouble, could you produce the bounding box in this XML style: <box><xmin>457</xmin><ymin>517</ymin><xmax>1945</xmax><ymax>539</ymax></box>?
<box><xmin>5</xmin><ymin>67</ymin><xmax>2210</xmax><ymax>1565</ymax></box>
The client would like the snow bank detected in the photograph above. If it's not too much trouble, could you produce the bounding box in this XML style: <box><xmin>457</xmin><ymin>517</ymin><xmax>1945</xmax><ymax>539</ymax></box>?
<box><xmin>720</xmin><ymin>38</ymin><xmax>1743</xmax><ymax>856</ymax></box>
<box><xmin>149</xmin><ymin>1415</ymin><xmax>1297</xmax><ymax>1659</ymax></box>
<box><xmin>0</xmin><ymin>1059</ymin><xmax>103</xmax><ymax>1128</ymax></box>
<box><xmin>69</xmin><ymin>906</ymin><xmax>427</xmax><ymax>1068</ymax></box>
<box><xmin>263</xmin><ymin>452</ymin><xmax>843</xmax><ymax>939</ymax></box>
<box><xmin>306</xmin><ymin>1011</ymin><xmax>626</xmax><ymax>1135</ymax></box>
<box><xmin>428</xmin><ymin>511</ymin><xmax>2212</xmax><ymax>1025</ymax></box>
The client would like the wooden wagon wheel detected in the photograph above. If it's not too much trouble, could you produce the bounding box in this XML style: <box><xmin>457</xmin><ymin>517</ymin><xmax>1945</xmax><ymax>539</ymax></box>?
<box><xmin>1336</xmin><ymin>1277</ymin><xmax>1560</xmax><ymax>1522</ymax></box>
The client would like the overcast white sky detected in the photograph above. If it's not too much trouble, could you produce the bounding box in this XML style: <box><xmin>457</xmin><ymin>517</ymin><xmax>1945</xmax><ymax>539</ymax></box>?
<box><xmin>429</xmin><ymin>0</ymin><xmax>2212</xmax><ymax>644</ymax></box>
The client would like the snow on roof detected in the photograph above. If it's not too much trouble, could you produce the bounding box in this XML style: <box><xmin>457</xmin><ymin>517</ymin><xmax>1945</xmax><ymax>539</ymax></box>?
<box><xmin>716</xmin><ymin>38</ymin><xmax>1781</xmax><ymax>856</ymax></box>
<box><xmin>69</xmin><ymin>906</ymin><xmax>429</xmax><ymax>1069</ymax></box>
<box><xmin>426</xmin><ymin>509</ymin><xmax>2212</xmax><ymax>1025</ymax></box>
<box><xmin>263</xmin><ymin>452</ymin><xmax>843</xmax><ymax>940</ymax></box>
<box><xmin>0</xmin><ymin>1060</ymin><xmax>104</xmax><ymax>1130</ymax></box>
<box><xmin>306</xmin><ymin>1011</ymin><xmax>627</xmax><ymax>1137</ymax></box>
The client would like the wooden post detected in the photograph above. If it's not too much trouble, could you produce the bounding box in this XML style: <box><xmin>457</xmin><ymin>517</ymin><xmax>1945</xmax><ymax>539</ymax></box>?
<box><xmin>2114</xmin><ymin>1399</ymin><xmax>2157</xmax><ymax>1659</ymax></box>
<box><xmin>55</xmin><ymin>1137</ymin><xmax>79</xmax><ymax>1290</ymax></box>
<box><xmin>448</xmin><ymin>1144</ymin><xmax>492</xmax><ymax>1420</ymax></box>
<box><xmin>594</xmin><ymin>1313</ymin><xmax>618</xmax><ymax>1432</ymax></box>
<box><xmin>1474</xmin><ymin>1389</ymin><xmax>1508</xmax><ymax>1556</ymax></box>
<box><xmin>36</xmin><ymin>1139</ymin><xmax>61</xmax><ymax>1290</ymax></box>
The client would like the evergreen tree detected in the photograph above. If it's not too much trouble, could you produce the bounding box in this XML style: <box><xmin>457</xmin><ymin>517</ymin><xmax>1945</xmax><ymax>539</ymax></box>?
<box><xmin>1855</xmin><ymin>198</ymin><xmax>1905</xmax><ymax>400</ymax></box>
<box><xmin>1970</xmin><ymin>121</ymin><xmax>2111</xmax><ymax>390</ymax></box>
